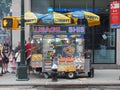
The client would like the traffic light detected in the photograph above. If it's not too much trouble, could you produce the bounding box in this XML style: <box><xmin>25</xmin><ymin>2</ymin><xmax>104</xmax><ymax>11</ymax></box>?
<box><xmin>2</xmin><ymin>16</ymin><xmax>20</xmax><ymax>30</ymax></box>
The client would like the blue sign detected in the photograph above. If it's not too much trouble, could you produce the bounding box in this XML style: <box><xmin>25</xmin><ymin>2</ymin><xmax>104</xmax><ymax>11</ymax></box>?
<box><xmin>110</xmin><ymin>24</ymin><xmax>120</xmax><ymax>29</ymax></box>
<box><xmin>54</xmin><ymin>8</ymin><xmax>99</xmax><ymax>12</ymax></box>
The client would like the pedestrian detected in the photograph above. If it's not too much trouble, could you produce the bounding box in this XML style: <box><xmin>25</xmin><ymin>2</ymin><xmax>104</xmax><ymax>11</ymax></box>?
<box><xmin>25</xmin><ymin>37</ymin><xmax>32</xmax><ymax>74</ymax></box>
<box><xmin>8</xmin><ymin>50</ymin><xmax>16</xmax><ymax>73</ymax></box>
<box><xmin>14</xmin><ymin>41</ymin><xmax>21</xmax><ymax>53</ymax></box>
<box><xmin>0</xmin><ymin>42</ymin><xmax>3</xmax><ymax>51</ymax></box>
<box><xmin>1</xmin><ymin>43</ymin><xmax>10</xmax><ymax>73</ymax></box>
<box><xmin>0</xmin><ymin>50</ymin><xmax>3</xmax><ymax>76</ymax></box>
<box><xmin>15</xmin><ymin>48</ymin><xmax>21</xmax><ymax>76</ymax></box>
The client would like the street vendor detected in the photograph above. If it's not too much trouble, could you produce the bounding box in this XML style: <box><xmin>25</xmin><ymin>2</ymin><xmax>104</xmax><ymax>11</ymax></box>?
<box><xmin>47</xmin><ymin>51</ymin><xmax>54</xmax><ymax>60</ymax></box>
<box><xmin>31</xmin><ymin>39</ymin><xmax>37</xmax><ymax>54</ymax></box>
<box><xmin>25</xmin><ymin>37</ymin><xmax>31</xmax><ymax>74</ymax></box>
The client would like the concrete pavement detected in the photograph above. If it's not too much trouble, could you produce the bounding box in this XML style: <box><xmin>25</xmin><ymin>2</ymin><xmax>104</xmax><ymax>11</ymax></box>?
<box><xmin>0</xmin><ymin>69</ymin><xmax>120</xmax><ymax>87</ymax></box>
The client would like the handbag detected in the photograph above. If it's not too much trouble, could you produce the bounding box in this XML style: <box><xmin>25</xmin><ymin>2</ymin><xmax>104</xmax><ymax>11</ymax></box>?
<box><xmin>5</xmin><ymin>57</ymin><xmax>9</xmax><ymax>62</ymax></box>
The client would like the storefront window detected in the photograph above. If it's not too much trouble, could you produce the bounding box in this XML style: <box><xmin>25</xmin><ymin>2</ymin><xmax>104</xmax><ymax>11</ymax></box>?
<box><xmin>93</xmin><ymin>29</ymin><xmax>116</xmax><ymax>63</ymax></box>
<box><xmin>95</xmin><ymin>0</ymin><xmax>110</xmax><ymax>14</ymax></box>
<box><xmin>85</xmin><ymin>15</ymin><xmax>116</xmax><ymax>64</ymax></box>
<box><xmin>31</xmin><ymin>0</ymin><xmax>53</xmax><ymax>13</ymax></box>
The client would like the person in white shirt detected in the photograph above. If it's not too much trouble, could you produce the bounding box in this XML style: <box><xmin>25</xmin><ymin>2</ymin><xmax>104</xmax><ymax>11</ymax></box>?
<box><xmin>15</xmin><ymin>48</ymin><xmax>21</xmax><ymax>76</ymax></box>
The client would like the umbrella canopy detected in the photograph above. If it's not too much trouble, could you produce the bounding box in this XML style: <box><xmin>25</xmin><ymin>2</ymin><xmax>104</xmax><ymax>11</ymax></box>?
<box><xmin>41</xmin><ymin>12</ymin><xmax>71</xmax><ymax>24</ymax></box>
<box><xmin>66</xmin><ymin>11</ymin><xmax>100</xmax><ymax>27</ymax></box>
<box><xmin>24</xmin><ymin>12</ymin><xmax>46</xmax><ymax>24</ymax></box>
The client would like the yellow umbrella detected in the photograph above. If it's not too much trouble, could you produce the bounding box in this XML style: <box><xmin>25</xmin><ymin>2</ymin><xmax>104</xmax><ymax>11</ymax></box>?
<box><xmin>24</xmin><ymin>12</ymin><xmax>45</xmax><ymax>24</ymax></box>
<box><xmin>25</xmin><ymin>12</ymin><xmax>71</xmax><ymax>25</ymax></box>
<box><xmin>41</xmin><ymin>12</ymin><xmax>71</xmax><ymax>24</ymax></box>
<box><xmin>53</xmin><ymin>12</ymin><xmax>71</xmax><ymax>24</ymax></box>
<box><xmin>84</xmin><ymin>11</ymin><xmax>100</xmax><ymax>27</ymax></box>
<box><xmin>65</xmin><ymin>11</ymin><xmax>100</xmax><ymax>27</ymax></box>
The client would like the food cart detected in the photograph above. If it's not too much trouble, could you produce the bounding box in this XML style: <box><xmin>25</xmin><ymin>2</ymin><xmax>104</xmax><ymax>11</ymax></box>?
<box><xmin>30</xmin><ymin>25</ymin><xmax>94</xmax><ymax>79</ymax></box>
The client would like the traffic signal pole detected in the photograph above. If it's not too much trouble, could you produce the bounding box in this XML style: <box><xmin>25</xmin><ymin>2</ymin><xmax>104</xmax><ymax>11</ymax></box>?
<box><xmin>16</xmin><ymin>0</ymin><xmax>29</xmax><ymax>81</ymax></box>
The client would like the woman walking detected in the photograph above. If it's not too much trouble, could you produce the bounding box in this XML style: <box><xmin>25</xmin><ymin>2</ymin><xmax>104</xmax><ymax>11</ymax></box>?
<box><xmin>0</xmin><ymin>50</ymin><xmax>3</xmax><ymax>76</ymax></box>
<box><xmin>1</xmin><ymin>43</ymin><xmax>10</xmax><ymax>73</ymax></box>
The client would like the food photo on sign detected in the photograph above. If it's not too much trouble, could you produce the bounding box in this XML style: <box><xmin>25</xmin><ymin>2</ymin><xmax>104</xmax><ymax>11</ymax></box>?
<box><xmin>31</xmin><ymin>54</ymin><xmax>42</xmax><ymax>68</ymax></box>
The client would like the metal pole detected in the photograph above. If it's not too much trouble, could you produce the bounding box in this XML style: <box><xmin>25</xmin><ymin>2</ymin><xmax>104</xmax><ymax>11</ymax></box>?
<box><xmin>53</xmin><ymin>0</ymin><xmax>55</xmax><ymax>11</ymax></box>
<box><xmin>10</xmin><ymin>29</ymin><xmax>12</xmax><ymax>49</ymax></box>
<box><xmin>10</xmin><ymin>11</ymin><xmax>12</xmax><ymax>50</ymax></box>
<box><xmin>20</xmin><ymin>0</ymin><xmax>25</xmax><ymax>65</ymax></box>
<box><xmin>93</xmin><ymin>0</ymin><xmax>95</xmax><ymax>13</ymax></box>
<box><xmin>16</xmin><ymin>0</ymin><xmax>29</xmax><ymax>81</ymax></box>
<box><xmin>92</xmin><ymin>0</ymin><xmax>95</xmax><ymax>63</ymax></box>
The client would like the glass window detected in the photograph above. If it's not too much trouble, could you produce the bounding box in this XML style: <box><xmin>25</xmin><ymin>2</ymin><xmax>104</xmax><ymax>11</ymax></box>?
<box><xmin>54</xmin><ymin>0</ymin><xmax>93</xmax><ymax>8</ymax></box>
<box><xmin>31</xmin><ymin>0</ymin><xmax>53</xmax><ymax>13</ymax></box>
<box><xmin>95</xmin><ymin>0</ymin><xmax>110</xmax><ymax>14</ymax></box>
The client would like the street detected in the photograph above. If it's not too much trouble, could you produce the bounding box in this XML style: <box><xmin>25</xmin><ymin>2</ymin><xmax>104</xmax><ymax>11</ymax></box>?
<box><xmin>1</xmin><ymin>86</ymin><xmax>120</xmax><ymax>90</ymax></box>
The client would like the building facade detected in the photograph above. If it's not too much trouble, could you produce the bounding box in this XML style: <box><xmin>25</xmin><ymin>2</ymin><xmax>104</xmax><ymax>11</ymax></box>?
<box><xmin>12</xmin><ymin>0</ymin><xmax>120</xmax><ymax>68</ymax></box>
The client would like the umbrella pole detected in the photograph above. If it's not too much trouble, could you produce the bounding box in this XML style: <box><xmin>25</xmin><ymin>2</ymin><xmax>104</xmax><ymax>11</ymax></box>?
<box><xmin>53</xmin><ymin>0</ymin><xmax>55</xmax><ymax>11</ymax></box>
<box><xmin>92</xmin><ymin>0</ymin><xmax>95</xmax><ymax>12</ymax></box>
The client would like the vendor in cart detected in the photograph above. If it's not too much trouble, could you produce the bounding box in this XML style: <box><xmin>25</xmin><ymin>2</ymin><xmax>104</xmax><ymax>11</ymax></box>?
<box><xmin>31</xmin><ymin>39</ymin><xmax>37</xmax><ymax>54</ymax></box>
<box><xmin>47</xmin><ymin>51</ymin><xmax>54</xmax><ymax>60</ymax></box>
<box><xmin>25</xmin><ymin>37</ymin><xmax>32</xmax><ymax>74</ymax></box>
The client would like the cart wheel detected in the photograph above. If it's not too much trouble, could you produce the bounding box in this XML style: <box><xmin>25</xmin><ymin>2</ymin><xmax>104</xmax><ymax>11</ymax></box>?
<box><xmin>43</xmin><ymin>73</ymin><xmax>49</xmax><ymax>79</ymax></box>
<box><xmin>66</xmin><ymin>72</ymin><xmax>75</xmax><ymax>79</ymax></box>
<box><xmin>88</xmin><ymin>68</ymin><xmax>94</xmax><ymax>78</ymax></box>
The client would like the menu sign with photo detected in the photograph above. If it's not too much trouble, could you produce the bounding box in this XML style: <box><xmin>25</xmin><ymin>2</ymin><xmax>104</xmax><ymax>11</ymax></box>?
<box><xmin>31</xmin><ymin>54</ymin><xmax>42</xmax><ymax>68</ymax></box>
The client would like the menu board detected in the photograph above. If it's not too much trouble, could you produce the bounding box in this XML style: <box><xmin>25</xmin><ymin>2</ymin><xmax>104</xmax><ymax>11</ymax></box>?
<box><xmin>57</xmin><ymin>57</ymin><xmax>85</xmax><ymax>72</ymax></box>
<box><xmin>57</xmin><ymin>57</ymin><xmax>75</xmax><ymax>72</ymax></box>
<box><xmin>42</xmin><ymin>60</ymin><xmax>52</xmax><ymax>72</ymax></box>
<box><xmin>31</xmin><ymin>54</ymin><xmax>42</xmax><ymax>68</ymax></box>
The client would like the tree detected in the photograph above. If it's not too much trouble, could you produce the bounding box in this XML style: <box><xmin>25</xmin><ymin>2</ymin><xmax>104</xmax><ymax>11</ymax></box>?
<box><xmin>0</xmin><ymin>0</ymin><xmax>12</xmax><ymax>19</ymax></box>
<box><xmin>0</xmin><ymin>0</ymin><xmax>12</xmax><ymax>44</ymax></box>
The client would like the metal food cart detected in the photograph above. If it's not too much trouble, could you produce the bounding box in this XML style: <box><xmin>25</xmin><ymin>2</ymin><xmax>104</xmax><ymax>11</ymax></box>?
<box><xmin>30</xmin><ymin>25</ymin><xmax>94</xmax><ymax>79</ymax></box>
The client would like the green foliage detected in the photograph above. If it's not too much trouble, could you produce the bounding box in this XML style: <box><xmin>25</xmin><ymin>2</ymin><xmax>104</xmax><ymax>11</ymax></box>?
<box><xmin>0</xmin><ymin>0</ymin><xmax>12</xmax><ymax>19</ymax></box>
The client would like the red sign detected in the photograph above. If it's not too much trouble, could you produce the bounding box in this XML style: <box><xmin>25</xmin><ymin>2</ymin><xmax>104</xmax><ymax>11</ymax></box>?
<box><xmin>110</xmin><ymin>0</ymin><xmax>120</xmax><ymax>25</ymax></box>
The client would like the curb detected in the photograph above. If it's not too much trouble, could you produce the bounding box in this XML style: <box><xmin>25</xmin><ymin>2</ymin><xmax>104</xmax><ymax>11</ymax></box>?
<box><xmin>0</xmin><ymin>83</ymin><xmax>120</xmax><ymax>88</ymax></box>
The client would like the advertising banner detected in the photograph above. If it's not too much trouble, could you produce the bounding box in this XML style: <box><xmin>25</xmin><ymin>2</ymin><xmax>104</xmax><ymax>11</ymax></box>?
<box><xmin>33</xmin><ymin>25</ymin><xmax>85</xmax><ymax>34</ymax></box>
<box><xmin>110</xmin><ymin>0</ymin><xmax>120</xmax><ymax>28</ymax></box>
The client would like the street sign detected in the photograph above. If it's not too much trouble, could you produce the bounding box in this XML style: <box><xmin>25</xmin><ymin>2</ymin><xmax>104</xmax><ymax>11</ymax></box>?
<box><xmin>2</xmin><ymin>18</ymin><xmax>13</xmax><ymax>28</ymax></box>
<box><xmin>2</xmin><ymin>16</ymin><xmax>20</xmax><ymax>30</ymax></box>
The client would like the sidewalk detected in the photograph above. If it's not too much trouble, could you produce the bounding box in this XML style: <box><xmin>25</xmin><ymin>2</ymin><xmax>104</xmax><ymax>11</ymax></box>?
<box><xmin>0</xmin><ymin>69</ymin><xmax>120</xmax><ymax>87</ymax></box>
